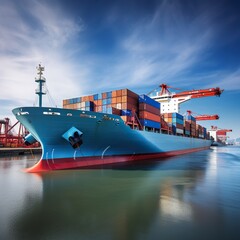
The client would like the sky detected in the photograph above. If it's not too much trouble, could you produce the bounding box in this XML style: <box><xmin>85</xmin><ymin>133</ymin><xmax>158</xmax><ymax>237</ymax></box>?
<box><xmin>0</xmin><ymin>0</ymin><xmax>240</xmax><ymax>139</ymax></box>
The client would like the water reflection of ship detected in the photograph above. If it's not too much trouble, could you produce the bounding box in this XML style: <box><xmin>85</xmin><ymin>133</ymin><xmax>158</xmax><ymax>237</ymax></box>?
<box><xmin>12</xmin><ymin>153</ymin><xmax>210</xmax><ymax>239</ymax></box>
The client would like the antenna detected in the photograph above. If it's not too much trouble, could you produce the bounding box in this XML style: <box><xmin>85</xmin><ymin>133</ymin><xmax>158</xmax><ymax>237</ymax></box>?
<box><xmin>35</xmin><ymin>64</ymin><xmax>46</xmax><ymax>107</ymax></box>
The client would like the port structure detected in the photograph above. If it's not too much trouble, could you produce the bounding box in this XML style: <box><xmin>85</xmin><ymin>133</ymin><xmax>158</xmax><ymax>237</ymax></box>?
<box><xmin>208</xmin><ymin>126</ymin><xmax>232</xmax><ymax>144</ymax></box>
<box><xmin>0</xmin><ymin>118</ymin><xmax>35</xmax><ymax>147</ymax></box>
<box><xmin>148</xmin><ymin>84</ymin><xmax>224</xmax><ymax>114</ymax></box>
<box><xmin>35</xmin><ymin>64</ymin><xmax>46</xmax><ymax>107</ymax></box>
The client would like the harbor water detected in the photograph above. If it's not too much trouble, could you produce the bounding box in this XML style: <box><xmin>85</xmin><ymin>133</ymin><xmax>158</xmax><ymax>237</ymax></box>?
<box><xmin>0</xmin><ymin>146</ymin><xmax>240</xmax><ymax>240</ymax></box>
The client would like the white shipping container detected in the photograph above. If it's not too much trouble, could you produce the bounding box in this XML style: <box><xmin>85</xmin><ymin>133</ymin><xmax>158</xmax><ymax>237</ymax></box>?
<box><xmin>176</xmin><ymin>128</ymin><xmax>184</xmax><ymax>134</ymax></box>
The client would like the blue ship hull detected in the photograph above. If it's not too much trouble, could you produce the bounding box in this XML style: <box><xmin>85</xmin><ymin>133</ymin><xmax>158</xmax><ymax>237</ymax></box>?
<box><xmin>13</xmin><ymin>107</ymin><xmax>212</xmax><ymax>172</ymax></box>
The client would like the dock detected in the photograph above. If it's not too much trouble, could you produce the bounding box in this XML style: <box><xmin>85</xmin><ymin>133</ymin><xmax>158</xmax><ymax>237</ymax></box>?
<box><xmin>0</xmin><ymin>147</ymin><xmax>42</xmax><ymax>156</ymax></box>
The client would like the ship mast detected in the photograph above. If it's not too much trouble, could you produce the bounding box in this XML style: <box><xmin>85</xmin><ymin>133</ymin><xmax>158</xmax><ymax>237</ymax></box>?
<box><xmin>35</xmin><ymin>64</ymin><xmax>46</xmax><ymax>107</ymax></box>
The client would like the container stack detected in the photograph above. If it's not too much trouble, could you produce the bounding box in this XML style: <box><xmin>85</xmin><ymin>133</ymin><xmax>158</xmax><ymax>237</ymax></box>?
<box><xmin>162</xmin><ymin>113</ymin><xmax>184</xmax><ymax>135</ymax></box>
<box><xmin>63</xmin><ymin>96</ymin><xmax>95</xmax><ymax>111</ymax></box>
<box><xmin>184</xmin><ymin>120</ymin><xmax>191</xmax><ymax>136</ymax></box>
<box><xmin>116</xmin><ymin>89</ymin><xmax>139</xmax><ymax>123</ymax></box>
<box><xmin>185</xmin><ymin>114</ymin><xmax>197</xmax><ymax>137</ymax></box>
<box><xmin>138</xmin><ymin>95</ymin><xmax>161</xmax><ymax>130</ymax></box>
<box><xmin>62</xmin><ymin>89</ymin><xmax>210</xmax><ymax>140</ymax></box>
<box><xmin>171</xmin><ymin>113</ymin><xmax>184</xmax><ymax>135</ymax></box>
<box><xmin>196</xmin><ymin>124</ymin><xmax>204</xmax><ymax>138</ymax></box>
<box><xmin>203</xmin><ymin>127</ymin><xmax>207</xmax><ymax>139</ymax></box>
<box><xmin>63</xmin><ymin>89</ymin><xmax>139</xmax><ymax>118</ymax></box>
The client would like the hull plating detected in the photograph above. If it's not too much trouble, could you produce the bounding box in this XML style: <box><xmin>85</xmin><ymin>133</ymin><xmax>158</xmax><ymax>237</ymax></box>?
<box><xmin>13</xmin><ymin>107</ymin><xmax>212</xmax><ymax>172</ymax></box>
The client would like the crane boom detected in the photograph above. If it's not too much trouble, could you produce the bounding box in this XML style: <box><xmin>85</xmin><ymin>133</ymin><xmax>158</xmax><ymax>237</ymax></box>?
<box><xmin>150</xmin><ymin>84</ymin><xmax>224</xmax><ymax>114</ymax></box>
<box><xmin>186</xmin><ymin>110</ymin><xmax>219</xmax><ymax>121</ymax></box>
<box><xmin>172</xmin><ymin>87</ymin><xmax>223</xmax><ymax>99</ymax></box>
<box><xmin>195</xmin><ymin>115</ymin><xmax>219</xmax><ymax>121</ymax></box>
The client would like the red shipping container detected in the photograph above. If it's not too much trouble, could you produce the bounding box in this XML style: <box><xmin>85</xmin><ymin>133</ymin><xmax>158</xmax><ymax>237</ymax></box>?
<box><xmin>176</xmin><ymin>123</ymin><xmax>184</xmax><ymax>129</ymax></box>
<box><xmin>139</xmin><ymin>111</ymin><xmax>160</xmax><ymax>122</ymax></box>
<box><xmin>121</xmin><ymin>89</ymin><xmax>139</xmax><ymax>99</ymax></box>
<box><xmin>112</xmin><ymin>107</ymin><xmax>121</xmax><ymax>116</ymax></box>
<box><xmin>139</xmin><ymin>103</ymin><xmax>160</xmax><ymax>115</ymax></box>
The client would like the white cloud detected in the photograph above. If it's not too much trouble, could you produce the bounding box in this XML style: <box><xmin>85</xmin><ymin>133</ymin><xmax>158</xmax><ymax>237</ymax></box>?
<box><xmin>107</xmin><ymin>3</ymin><xmax>214</xmax><ymax>90</ymax></box>
<box><xmin>0</xmin><ymin>0</ymin><xmax>87</xmax><ymax>120</ymax></box>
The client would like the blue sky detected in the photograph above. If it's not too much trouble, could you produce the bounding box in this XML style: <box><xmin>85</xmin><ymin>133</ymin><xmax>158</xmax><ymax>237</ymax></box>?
<box><xmin>0</xmin><ymin>0</ymin><xmax>239</xmax><ymax>139</ymax></box>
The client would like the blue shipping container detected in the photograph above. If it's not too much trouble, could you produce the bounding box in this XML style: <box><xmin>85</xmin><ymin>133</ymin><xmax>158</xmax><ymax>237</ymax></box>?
<box><xmin>121</xmin><ymin>109</ymin><xmax>132</xmax><ymax>116</ymax></box>
<box><xmin>185</xmin><ymin>115</ymin><xmax>196</xmax><ymax>121</ymax></box>
<box><xmin>93</xmin><ymin>94</ymin><xmax>98</xmax><ymax>100</ymax></box>
<box><xmin>172</xmin><ymin>112</ymin><xmax>183</xmax><ymax>120</ymax></box>
<box><xmin>98</xmin><ymin>93</ymin><xmax>102</xmax><ymax>99</ymax></box>
<box><xmin>140</xmin><ymin>119</ymin><xmax>161</xmax><ymax>129</ymax></box>
<box><xmin>139</xmin><ymin>95</ymin><xmax>160</xmax><ymax>109</ymax></box>
<box><xmin>107</xmin><ymin>91</ymin><xmax>112</xmax><ymax>98</ymax></box>
<box><xmin>172</xmin><ymin>118</ymin><xmax>184</xmax><ymax>125</ymax></box>
<box><xmin>185</xmin><ymin>130</ymin><xmax>190</xmax><ymax>135</ymax></box>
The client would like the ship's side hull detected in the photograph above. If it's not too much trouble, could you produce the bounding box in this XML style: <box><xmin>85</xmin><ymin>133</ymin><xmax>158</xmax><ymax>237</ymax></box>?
<box><xmin>13</xmin><ymin>107</ymin><xmax>212</xmax><ymax>172</ymax></box>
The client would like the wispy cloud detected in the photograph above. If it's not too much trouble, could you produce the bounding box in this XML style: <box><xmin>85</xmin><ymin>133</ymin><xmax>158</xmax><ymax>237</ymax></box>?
<box><xmin>0</xmin><ymin>0</ymin><xmax>86</xmax><ymax>119</ymax></box>
<box><xmin>91</xmin><ymin>0</ymin><xmax>216</xmax><ymax>93</ymax></box>
<box><xmin>0</xmin><ymin>0</ymin><xmax>239</xmax><ymax>123</ymax></box>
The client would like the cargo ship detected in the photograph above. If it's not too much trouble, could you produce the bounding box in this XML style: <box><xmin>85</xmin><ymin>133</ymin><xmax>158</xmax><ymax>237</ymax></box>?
<box><xmin>12</xmin><ymin>65</ymin><xmax>222</xmax><ymax>173</ymax></box>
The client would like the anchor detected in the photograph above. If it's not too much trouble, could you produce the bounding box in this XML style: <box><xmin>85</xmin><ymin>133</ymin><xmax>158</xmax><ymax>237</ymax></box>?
<box><xmin>62</xmin><ymin>127</ymin><xmax>83</xmax><ymax>149</ymax></box>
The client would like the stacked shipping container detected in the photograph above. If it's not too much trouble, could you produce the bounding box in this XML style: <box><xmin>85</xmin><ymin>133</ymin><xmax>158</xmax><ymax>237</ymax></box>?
<box><xmin>162</xmin><ymin>112</ymin><xmax>184</xmax><ymax>135</ymax></box>
<box><xmin>138</xmin><ymin>95</ymin><xmax>161</xmax><ymax>130</ymax></box>
<box><xmin>62</xmin><ymin>88</ymin><xmax>209</xmax><ymax>139</ymax></box>
<box><xmin>185</xmin><ymin>115</ymin><xmax>197</xmax><ymax>137</ymax></box>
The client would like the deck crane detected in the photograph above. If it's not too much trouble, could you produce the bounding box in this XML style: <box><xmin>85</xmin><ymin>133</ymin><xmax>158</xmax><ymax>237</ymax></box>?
<box><xmin>148</xmin><ymin>84</ymin><xmax>223</xmax><ymax>114</ymax></box>
<box><xmin>186</xmin><ymin>110</ymin><xmax>219</xmax><ymax>121</ymax></box>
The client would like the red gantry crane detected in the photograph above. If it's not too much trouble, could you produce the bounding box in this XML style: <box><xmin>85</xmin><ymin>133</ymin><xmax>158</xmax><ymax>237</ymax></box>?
<box><xmin>186</xmin><ymin>110</ymin><xmax>219</xmax><ymax>121</ymax></box>
<box><xmin>0</xmin><ymin>118</ymin><xmax>38</xmax><ymax>148</ymax></box>
<box><xmin>149</xmin><ymin>84</ymin><xmax>224</xmax><ymax>114</ymax></box>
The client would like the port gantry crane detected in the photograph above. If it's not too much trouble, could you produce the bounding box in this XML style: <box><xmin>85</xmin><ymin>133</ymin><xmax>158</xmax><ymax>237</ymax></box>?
<box><xmin>0</xmin><ymin>118</ymin><xmax>29</xmax><ymax>147</ymax></box>
<box><xmin>186</xmin><ymin>110</ymin><xmax>219</xmax><ymax>121</ymax></box>
<box><xmin>148</xmin><ymin>84</ymin><xmax>224</xmax><ymax>114</ymax></box>
<box><xmin>208</xmin><ymin>126</ymin><xmax>232</xmax><ymax>144</ymax></box>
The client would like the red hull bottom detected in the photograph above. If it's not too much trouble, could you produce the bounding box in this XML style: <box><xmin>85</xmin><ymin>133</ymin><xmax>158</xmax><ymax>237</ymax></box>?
<box><xmin>25</xmin><ymin>146</ymin><xmax>210</xmax><ymax>173</ymax></box>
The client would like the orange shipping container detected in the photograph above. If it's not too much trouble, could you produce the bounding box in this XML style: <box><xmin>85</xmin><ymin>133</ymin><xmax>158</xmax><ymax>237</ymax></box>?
<box><xmin>112</xmin><ymin>90</ymin><xmax>117</xmax><ymax>97</ymax></box>
<box><xmin>112</xmin><ymin>97</ymin><xmax>117</xmax><ymax>104</ymax></box>
<box><xmin>102</xmin><ymin>92</ymin><xmax>107</xmax><ymax>99</ymax></box>
<box><xmin>81</xmin><ymin>96</ymin><xmax>88</xmax><ymax>102</ymax></box>
<box><xmin>89</xmin><ymin>95</ymin><xmax>94</xmax><ymax>101</ymax></box>
<box><xmin>116</xmin><ymin>90</ymin><xmax>122</xmax><ymax>97</ymax></box>
<box><xmin>117</xmin><ymin>96</ymin><xmax>122</xmax><ymax>103</ymax></box>
<box><xmin>97</xmin><ymin>100</ymin><xmax>102</xmax><ymax>106</ymax></box>
<box><xmin>95</xmin><ymin>106</ymin><xmax>102</xmax><ymax>112</ymax></box>
<box><xmin>63</xmin><ymin>99</ymin><xmax>68</xmax><ymax>105</ymax></box>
